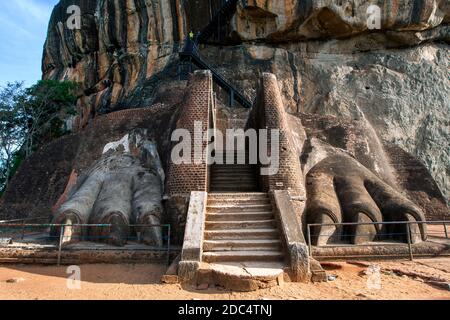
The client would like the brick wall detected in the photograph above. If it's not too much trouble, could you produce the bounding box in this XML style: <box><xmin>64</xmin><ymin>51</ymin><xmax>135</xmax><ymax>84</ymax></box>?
<box><xmin>0</xmin><ymin>104</ymin><xmax>178</xmax><ymax>221</ymax></box>
<box><xmin>166</xmin><ymin>71</ymin><xmax>213</xmax><ymax>197</ymax></box>
<box><xmin>165</xmin><ymin>70</ymin><xmax>214</xmax><ymax>242</ymax></box>
<box><xmin>253</xmin><ymin>73</ymin><xmax>306</xmax><ymax>200</ymax></box>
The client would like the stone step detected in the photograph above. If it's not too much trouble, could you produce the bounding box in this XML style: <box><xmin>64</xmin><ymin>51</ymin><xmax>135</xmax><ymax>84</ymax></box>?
<box><xmin>211</xmin><ymin>174</ymin><xmax>258</xmax><ymax>179</ymax></box>
<box><xmin>210</xmin><ymin>181</ymin><xmax>257</xmax><ymax>186</ymax></box>
<box><xmin>213</xmin><ymin>151</ymin><xmax>249</xmax><ymax>154</ymax></box>
<box><xmin>211</xmin><ymin>176</ymin><xmax>257</xmax><ymax>180</ymax></box>
<box><xmin>206</xmin><ymin>204</ymin><xmax>272</xmax><ymax>213</ymax></box>
<box><xmin>203</xmin><ymin>250</ymin><xmax>284</xmax><ymax>263</ymax></box>
<box><xmin>212</xmin><ymin>156</ymin><xmax>251</xmax><ymax>160</ymax></box>
<box><xmin>195</xmin><ymin>262</ymin><xmax>285</xmax><ymax>291</ymax></box>
<box><xmin>208</xmin><ymin>198</ymin><xmax>270</xmax><ymax>206</ymax></box>
<box><xmin>204</xmin><ymin>228</ymin><xmax>279</xmax><ymax>240</ymax></box>
<box><xmin>210</xmin><ymin>187</ymin><xmax>260</xmax><ymax>192</ymax></box>
<box><xmin>211</xmin><ymin>170</ymin><xmax>256</xmax><ymax>174</ymax></box>
<box><xmin>206</xmin><ymin>212</ymin><xmax>274</xmax><ymax>221</ymax></box>
<box><xmin>211</xmin><ymin>170</ymin><xmax>257</xmax><ymax>175</ymax></box>
<box><xmin>210</xmin><ymin>180</ymin><xmax>257</xmax><ymax>185</ymax></box>
<box><xmin>212</xmin><ymin>164</ymin><xmax>254</xmax><ymax>167</ymax></box>
<box><xmin>210</xmin><ymin>184</ymin><xmax>258</xmax><ymax>190</ymax></box>
<box><xmin>203</xmin><ymin>239</ymin><xmax>282</xmax><ymax>251</ymax></box>
<box><xmin>211</xmin><ymin>174</ymin><xmax>258</xmax><ymax>183</ymax></box>
<box><xmin>211</xmin><ymin>176</ymin><xmax>256</xmax><ymax>181</ymax></box>
<box><xmin>208</xmin><ymin>193</ymin><xmax>268</xmax><ymax>199</ymax></box>
<box><xmin>205</xmin><ymin>220</ymin><xmax>277</xmax><ymax>230</ymax></box>
<box><xmin>212</xmin><ymin>166</ymin><xmax>256</xmax><ymax>170</ymax></box>
<box><xmin>212</xmin><ymin>155</ymin><xmax>252</xmax><ymax>159</ymax></box>
<box><xmin>212</xmin><ymin>172</ymin><xmax>255</xmax><ymax>176</ymax></box>
<box><xmin>212</xmin><ymin>162</ymin><xmax>256</xmax><ymax>166</ymax></box>
<box><xmin>213</xmin><ymin>151</ymin><xmax>250</xmax><ymax>153</ymax></box>
<box><xmin>211</xmin><ymin>176</ymin><xmax>256</xmax><ymax>180</ymax></box>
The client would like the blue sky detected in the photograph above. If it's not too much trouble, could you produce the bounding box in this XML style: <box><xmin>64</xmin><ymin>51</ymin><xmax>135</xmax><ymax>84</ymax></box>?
<box><xmin>0</xmin><ymin>0</ymin><xmax>59</xmax><ymax>88</ymax></box>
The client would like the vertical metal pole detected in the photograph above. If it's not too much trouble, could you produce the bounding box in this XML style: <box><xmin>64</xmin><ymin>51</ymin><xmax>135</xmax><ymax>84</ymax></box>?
<box><xmin>443</xmin><ymin>222</ymin><xmax>448</xmax><ymax>239</ymax></box>
<box><xmin>406</xmin><ymin>223</ymin><xmax>413</xmax><ymax>261</ymax></box>
<box><xmin>307</xmin><ymin>224</ymin><xmax>312</xmax><ymax>257</ymax></box>
<box><xmin>229</xmin><ymin>90</ymin><xmax>234</xmax><ymax>107</ymax></box>
<box><xmin>167</xmin><ymin>225</ymin><xmax>171</xmax><ymax>267</ymax></box>
<box><xmin>218</xmin><ymin>11</ymin><xmax>221</xmax><ymax>42</ymax></box>
<box><xmin>21</xmin><ymin>220</ymin><xmax>25</xmax><ymax>240</ymax></box>
<box><xmin>57</xmin><ymin>225</ymin><xmax>64</xmax><ymax>266</ymax></box>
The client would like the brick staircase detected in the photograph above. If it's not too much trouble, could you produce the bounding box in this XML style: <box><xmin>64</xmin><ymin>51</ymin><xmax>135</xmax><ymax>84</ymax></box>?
<box><xmin>210</xmin><ymin>151</ymin><xmax>260</xmax><ymax>192</ymax></box>
<box><xmin>204</xmin><ymin>150</ymin><xmax>284</xmax><ymax>266</ymax></box>
<box><xmin>203</xmin><ymin>192</ymin><xmax>284</xmax><ymax>264</ymax></box>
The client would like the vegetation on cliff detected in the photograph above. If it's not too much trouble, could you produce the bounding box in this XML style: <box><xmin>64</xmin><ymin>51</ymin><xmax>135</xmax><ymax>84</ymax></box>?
<box><xmin>0</xmin><ymin>80</ymin><xmax>78</xmax><ymax>194</ymax></box>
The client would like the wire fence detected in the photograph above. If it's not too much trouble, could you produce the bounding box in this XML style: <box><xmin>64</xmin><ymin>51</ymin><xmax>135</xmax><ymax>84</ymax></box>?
<box><xmin>0</xmin><ymin>216</ymin><xmax>51</xmax><ymax>240</ymax></box>
<box><xmin>0</xmin><ymin>221</ymin><xmax>171</xmax><ymax>266</ymax></box>
<box><xmin>306</xmin><ymin>220</ymin><xmax>449</xmax><ymax>261</ymax></box>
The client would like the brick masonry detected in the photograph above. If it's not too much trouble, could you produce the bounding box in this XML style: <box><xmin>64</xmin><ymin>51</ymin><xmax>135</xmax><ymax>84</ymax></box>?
<box><xmin>251</xmin><ymin>73</ymin><xmax>306</xmax><ymax>199</ymax></box>
<box><xmin>0</xmin><ymin>104</ymin><xmax>178</xmax><ymax>222</ymax></box>
<box><xmin>165</xmin><ymin>70</ymin><xmax>214</xmax><ymax>242</ymax></box>
<box><xmin>166</xmin><ymin>71</ymin><xmax>213</xmax><ymax>197</ymax></box>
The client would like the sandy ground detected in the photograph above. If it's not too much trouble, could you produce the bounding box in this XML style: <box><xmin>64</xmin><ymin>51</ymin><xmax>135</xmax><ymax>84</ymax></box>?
<box><xmin>0</xmin><ymin>258</ymin><xmax>449</xmax><ymax>300</ymax></box>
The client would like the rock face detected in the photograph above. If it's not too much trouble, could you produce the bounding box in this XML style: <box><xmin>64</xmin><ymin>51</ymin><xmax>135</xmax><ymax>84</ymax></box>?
<box><xmin>0</xmin><ymin>105</ymin><xmax>178</xmax><ymax>223</ymax></box>
<box><xmin>42</xmin><ymin>0</ymin><xmax>226</xmax><ymax>127</ymax></box>
<box><xmin>41</xmin><ymin>0</ymin><xmax>449</xmax><ymax>201</ymax></box>
<box><xmin>52</xmin><ymin>130</ymin><xmax>165</xmax><ymax>247</ymax></box>
<box><xmin>233</xmin><ymin>0</ymin><xmax>449</xmax><ymax>41</ymax></box>
<box><xmin>201</xmin><ymin>41</ymin><xmax>450</xmax><ymax>205</ymax></box>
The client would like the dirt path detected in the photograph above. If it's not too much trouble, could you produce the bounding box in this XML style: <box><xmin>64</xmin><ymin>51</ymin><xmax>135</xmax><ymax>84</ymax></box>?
<box><xmin>0</xmin><ymin>259</ymin><xmax>449</xmax><ymax>300</ymax></box>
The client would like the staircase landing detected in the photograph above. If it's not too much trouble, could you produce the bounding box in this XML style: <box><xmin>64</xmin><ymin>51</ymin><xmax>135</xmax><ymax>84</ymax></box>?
<box><xmin>196</xmin><ymin>261</ymin><xmax>285</xmax><ymax>291</ymax></box>
<box><xmin>197</xmin><ymin>191</ymin><xmax>286</xmax><ymax>291</ymax></box>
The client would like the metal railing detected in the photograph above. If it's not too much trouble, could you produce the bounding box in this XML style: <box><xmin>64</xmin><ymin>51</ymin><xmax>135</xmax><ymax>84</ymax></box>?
<box><xmin>306</xmin><ymin>220</ymin><xmax>449</xmax><ymax>261</ymax></box>
<box><xmin>0</xmin><ymin>222</ymin><xmax>171</xmax><ymax>266</ymax></box>
<box><xmin>0</xmin><ymin>216</ymin><xmax>51</xmax><ymax>240</ymax></box>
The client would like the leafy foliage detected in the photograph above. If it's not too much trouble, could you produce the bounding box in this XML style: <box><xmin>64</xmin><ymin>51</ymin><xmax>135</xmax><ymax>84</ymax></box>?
<box><xmin>22</xmin><ymin>80</ymin><xmax>79</xmax><ymax>155</ymax></box>
<box><xmin>0</xmin><ymin>80</ymin><xmax>78</xmax><ymax>194</ymax></box>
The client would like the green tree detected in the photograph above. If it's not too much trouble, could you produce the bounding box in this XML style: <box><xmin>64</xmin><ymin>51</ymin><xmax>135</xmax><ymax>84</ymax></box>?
<box><xmin>22</xmin><ymin>80</ymin><xmax>79</xmax><ymax>156</ymax></box>
<box><xmin>0</xmin><ymin>82</ymin><xmax>27</xmax><ymax>194</ymax></box>
<box><xmin>0</xmin><ymin>80</ymin><xmax>78</xmax><ymax>194</ymax></box>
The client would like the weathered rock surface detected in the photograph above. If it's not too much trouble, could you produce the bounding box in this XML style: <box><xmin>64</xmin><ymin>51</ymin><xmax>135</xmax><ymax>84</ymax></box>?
<box><xmin>0</xmin><ymin>105</ymin><xmax>178</xmax><ymax>223</ymax></box>
<box><xmin>0</xmin><ymin>74</ymin><xmax>446</xmax><ymax>251</ymax></box>
<box><xmin>42</xmin><ymin>0</ymin><xmax>224</xmax><ymax>127</ymax></box>
<box><xmin>52</xmin><ymin>130</ymin><xmax>165</xmax><ymax>247</ymax></box>
<box><xmin>201</xmin><ymin>41</ymin><xmax>449</xmax><ymax>204</ymax></box>
<box><xmin>233</xmin><ymin>0</ymin><xmax>449</xmax><ymax>41</ymax></box>
<box><xmin>250</xmin><ymin>72</ymin><xmax>446</xmax><ymax>245</ymax></box>
<box><xmin>3</xmin><ymin>0</ymin><xmax>448</xmax><ymax>249</ymax></box>
<box><xmin>41</xmin><ymin>0</ymin><xmax>449</xmax><ymax>201</ymax></box>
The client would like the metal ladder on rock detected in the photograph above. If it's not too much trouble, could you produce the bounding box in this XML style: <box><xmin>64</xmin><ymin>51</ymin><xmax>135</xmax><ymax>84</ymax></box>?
<box><xmin>179</xmin><ymin>0</ymin><xmax>252</xmax><ymax>108</ymax></box>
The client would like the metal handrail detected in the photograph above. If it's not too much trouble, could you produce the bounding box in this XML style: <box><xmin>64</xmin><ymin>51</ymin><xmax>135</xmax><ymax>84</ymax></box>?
<box><xmin>307</xmin><ymin>220</ymin><xmax>448</xmax><ymax>227</ymax></box>
<box><xmin>0</xmin><ymin>223</ymin><xmax>172</xmax><ymax>266</ymax></box>
<box><xmin>306</xmin><ymin>220</ymin><xmax>449</xmax><ymax>261</ymax></box>
<box><xmin>0</xmin><ymin>216</ymin><xmax>50</xmax><ymax>224</ymax></box>
<box><xmin>180</xmin><ymin>43</ymin><xmax>253</xmax><ymax>108</ymax></box>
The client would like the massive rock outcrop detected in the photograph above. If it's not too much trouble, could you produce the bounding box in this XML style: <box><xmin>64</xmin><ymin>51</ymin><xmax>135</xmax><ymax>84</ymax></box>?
<box><xmin>41</xmin><ymin>0</ymin><xmax>449</xmax><ymax>202</ymax></box>
<box><xmin>233</xmin><ymin>0</ymin><xmax>449</xmax><ymax>41</ymax></box>
<box><xmin>2</xmin><ymin>0</ymin><xmax>447</xmax><ymax>247</ymax></box>
<box><xmin>1</xmin><ymin>71</ymin><xmax>446</xmax><ymax>247</ymax></box>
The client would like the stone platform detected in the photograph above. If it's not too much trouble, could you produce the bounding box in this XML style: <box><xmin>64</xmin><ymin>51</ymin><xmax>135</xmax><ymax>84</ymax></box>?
<box><xmin>195</xmin><ymin>261</ymin><xmax>286</xmax><ymax>292</ymax></box>
<box><xmin>312</xmin><ymin>238</ymin><xmax>450</xmax><ymax>261</ymax></box>
<box><xmin>0</xmin><ymin>235</ymin><xmax>180</xmax><ymax>265</ymax></box>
